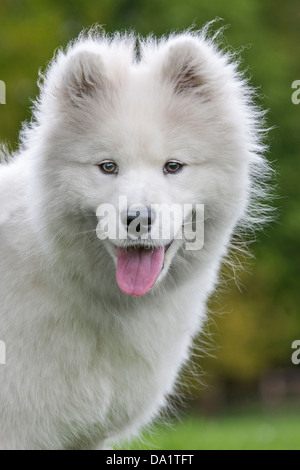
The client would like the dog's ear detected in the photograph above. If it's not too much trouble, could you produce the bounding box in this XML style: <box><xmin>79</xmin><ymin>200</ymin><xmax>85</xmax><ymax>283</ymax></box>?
<box><xmin>43</xmin><ymin>49</ymin><xmax>110</xmax><ymax>112</ymax></box>
<box><xmin>60</xmin><ymin>51</ymin><xmax>108</xmax><ymax>105</ymax></box>
<box><xmin>162</xmin><ymin>38</ymin><xmax>211</xmax><ymax>99</ymax></box>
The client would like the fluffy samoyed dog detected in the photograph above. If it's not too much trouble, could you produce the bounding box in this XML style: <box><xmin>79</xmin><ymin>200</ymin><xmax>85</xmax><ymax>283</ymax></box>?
<box><xmin>0</xmin><ymin>28</ymin><xmax>270</xmax><ymax>449</ymax></box>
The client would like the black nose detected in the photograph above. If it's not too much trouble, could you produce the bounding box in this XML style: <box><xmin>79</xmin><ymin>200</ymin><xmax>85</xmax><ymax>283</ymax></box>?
<box><xmin>127</xmin><ymin>207</ymin><xmax>152</xmax><ymax>233</ymax></box>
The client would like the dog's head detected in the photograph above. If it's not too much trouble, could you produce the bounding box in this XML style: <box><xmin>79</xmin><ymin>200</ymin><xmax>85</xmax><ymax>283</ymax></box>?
<box><xmin>27</xmin><ymin>31</ymin><xmax>266</xmax><ymax>296</ymax></box>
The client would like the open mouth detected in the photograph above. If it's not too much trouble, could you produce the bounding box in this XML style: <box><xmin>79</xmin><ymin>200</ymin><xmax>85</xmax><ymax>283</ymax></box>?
<box><xmin>115</xmin><ymin>242</ymin><xmax>173</xmax><ymax>296</ymax></box>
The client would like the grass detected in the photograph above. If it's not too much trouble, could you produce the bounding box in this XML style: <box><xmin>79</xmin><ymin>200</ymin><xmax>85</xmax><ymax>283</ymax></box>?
<box><xmin>124</xmin><ymin>408</ymin><xmax>300</xmax><ymax>450</ymax></box>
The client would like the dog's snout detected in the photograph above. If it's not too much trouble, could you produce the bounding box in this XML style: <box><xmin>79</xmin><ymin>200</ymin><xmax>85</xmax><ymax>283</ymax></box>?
<box><xmin>125</xmin><ymin>207</ymin><xmax>153</xmax><ymax>232</ymax></box>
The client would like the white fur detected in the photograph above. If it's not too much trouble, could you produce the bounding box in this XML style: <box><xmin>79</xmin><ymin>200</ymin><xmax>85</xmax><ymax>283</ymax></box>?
<box><xmin>0</xmin><ymin>28</ymin><xmax>269</xmax><ymax>449</ymax></box>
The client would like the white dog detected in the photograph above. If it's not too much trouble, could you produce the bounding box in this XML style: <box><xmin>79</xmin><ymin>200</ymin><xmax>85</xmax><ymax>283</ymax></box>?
<box><xmin>0</xmin><ymin>28</ymin><xmax>270</xmax><ymax>449</ymax></box>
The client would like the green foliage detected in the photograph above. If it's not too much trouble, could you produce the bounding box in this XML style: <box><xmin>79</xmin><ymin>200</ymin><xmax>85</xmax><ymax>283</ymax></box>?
<box><xmin>126</xmin><ymin>410</ymin><xmax>300</xmax><ymax>450</ymax></box>
<box><xmin>0</xmin><ymin>0</ymin><xmax>299</xmax><ymax>388</ymax></box>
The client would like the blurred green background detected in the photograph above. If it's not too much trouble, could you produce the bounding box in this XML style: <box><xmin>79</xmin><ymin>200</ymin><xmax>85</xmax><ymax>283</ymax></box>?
<box><xmin>0</xmin><ymin>0</ymin><xmax>299</xmax><ymax>450</ymax></box>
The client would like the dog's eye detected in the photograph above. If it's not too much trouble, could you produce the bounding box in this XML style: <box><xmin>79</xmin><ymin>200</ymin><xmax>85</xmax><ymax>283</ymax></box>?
<box><xmin>99</xmin><ymin>161</ymin><xmax>118</xmax><ymax>175</ymax></box>
<box><xmin>163</xmin><ymin>161</ymin><xmax>183</xmax><ymax>174</ymax></box>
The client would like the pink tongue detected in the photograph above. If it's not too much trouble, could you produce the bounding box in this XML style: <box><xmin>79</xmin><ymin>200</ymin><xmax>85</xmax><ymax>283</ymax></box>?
<box><xmin>116</xmin><ymin>246</ymin><xmax>165</xmax><ymax>296</ymax></box>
